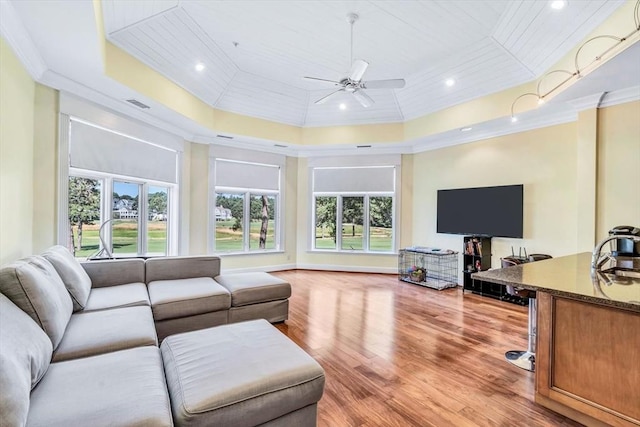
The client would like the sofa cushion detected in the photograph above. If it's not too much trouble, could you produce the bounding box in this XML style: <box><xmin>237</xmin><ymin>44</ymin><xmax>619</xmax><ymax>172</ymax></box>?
<box><xmin>215</xmin><ymin>272</ymin><xmax>292</xmax><ymax>306</ymax></box>
<box><xmin>145</xmin><ymin>255</ymin><xmax>221</xmax><ymax>283</ymax></box>
<box><xmin>148</xmin><ymin>277</ymin><xmax>230</xmax><ymax>321</ymax></box>
<box><xmin>53</xmin><ymin>306</ymin><xmax>157</xmax><ymax>362</ymax></box>
<box><xmin>0</xmin><ymin>294</ymin><xmax>53</xmax><ymax>427</ymax></box>
<box><xmin>0</xmin><ymin>256</ymin><xmax>73</xmax><ymax>349</ymax></box>
<box><xmin>42</xmin><ymin>245</ymin><xmax>92</xmax><ymax>311</ymax></box>
<box><xmin>83</xmin><ymin>282</ymin><xmax>150</xmax><ymax>312</ymax></box>
<box><xmin>27</xmin><ymin>346</ymin><xmax>173</xmax><ymax>427</ymax></box>
<box><xmin>80</xmin><ymin>258</ymin><xmax>145</xmax><ymax>288</ymax></box>
<box><xmin>161</xmin><ymin>319</ymin><xmax>325</xmax><ymax>427</ymax></box>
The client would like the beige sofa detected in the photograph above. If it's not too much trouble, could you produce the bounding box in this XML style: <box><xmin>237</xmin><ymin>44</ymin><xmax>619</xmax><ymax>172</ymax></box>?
<box><xmin>0</xmin><ymin>246</ymin><xmax>324</xmax><ymax>427</ymax></box>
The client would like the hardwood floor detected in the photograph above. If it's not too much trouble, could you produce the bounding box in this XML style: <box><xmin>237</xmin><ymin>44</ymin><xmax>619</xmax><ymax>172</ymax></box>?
<box><xmin>272</xmin><ymin>270</ymin><xmax>581</xmax><ymax>427</ymax></box>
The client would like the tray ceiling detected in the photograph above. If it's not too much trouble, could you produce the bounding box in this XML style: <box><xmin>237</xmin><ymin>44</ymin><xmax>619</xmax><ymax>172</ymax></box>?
<box><xmin>102</xmin><ymin>0</ymin><xmax>625</xmax><ymax>127</ymax></box>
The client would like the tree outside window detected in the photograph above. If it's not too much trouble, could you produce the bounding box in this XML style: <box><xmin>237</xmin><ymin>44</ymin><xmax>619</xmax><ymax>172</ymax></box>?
<box><xmin>68</xmin><ymin>177</ymin><xmax>101</xmax><ymax>257</ymax></box>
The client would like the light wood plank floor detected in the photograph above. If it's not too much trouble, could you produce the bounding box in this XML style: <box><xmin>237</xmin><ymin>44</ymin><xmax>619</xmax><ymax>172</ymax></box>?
<box><xmin>272</xmin><ymin>270</ymin><xmax>581</xmax><ymax>427</ymax></box>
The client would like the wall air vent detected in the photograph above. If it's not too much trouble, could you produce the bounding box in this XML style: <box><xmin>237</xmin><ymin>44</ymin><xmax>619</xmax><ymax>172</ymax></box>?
<box><xmin>356</xmin><ymin>145</ymin><xmax>372</xmax><ymax>148</ymax></box>
<box><xmin>216</xmin><ymin>134</ymin><xmax>234</xmax><ymax>139</ymax></box>
<box><xmin>125</xmin><ymin>99</ymin><xmax>150</xmax><ymax>109</ymax></box>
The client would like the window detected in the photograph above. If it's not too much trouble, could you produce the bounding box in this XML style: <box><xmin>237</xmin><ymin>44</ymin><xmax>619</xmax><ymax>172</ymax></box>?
<box><xmin>311</xmin><ymin>162</ymin><xmax>398</xmax><ymax>253</ymax></box>
<box><xmin>212</xmin><ymin>157</ymin><xmax>282</xmax><ymax>253</ymax></box>
<box><xmin>67</xmin><ymin>173</ymin><xmax>174</xmax><ymax>258</ymax></box>
<box><xmin>64</xmin><ymin>117</ymin><xmax>179</xmax><ymax>258</ymax></box>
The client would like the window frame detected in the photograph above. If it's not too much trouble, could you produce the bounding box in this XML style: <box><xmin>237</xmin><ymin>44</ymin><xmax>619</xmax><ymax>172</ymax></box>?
<box><xmin>211</xmin><ymin>158</ymin><xmax>284</xmax><ymax>255</ymax></box>
<box><xmin>67</xmin><ymin>168</ymin><xmax>177</xmax><ymax>258</ymax></box>
<box><xmin>309</xmin><ymin>159</ymin><xmax>400</xmax><ymax>255</ymax></box>
<box><xmin>312</xmin><ymin>192</ymin><xmax>395</xmax><ymax>253</ymax></box>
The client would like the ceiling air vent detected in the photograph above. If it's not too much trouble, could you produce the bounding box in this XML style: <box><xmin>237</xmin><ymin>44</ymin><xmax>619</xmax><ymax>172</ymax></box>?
<box><xmin>126</xmin><ymin>99</ymin><xmax>150</xmax><ymax>109</ymax></box>
<box><xmin>274</xmin><ymin>144</ymin><xmax>288</xmax><ymax>148</ymax></box>
<box><xmin>216</xmin><ymin>134</ymin><xmax>234</xmax><ymax>139</ymax></box>
<box><xmin>356</xmin><ymin>144</ymin><xmax>372</xmax><ymax>148</ymax></box>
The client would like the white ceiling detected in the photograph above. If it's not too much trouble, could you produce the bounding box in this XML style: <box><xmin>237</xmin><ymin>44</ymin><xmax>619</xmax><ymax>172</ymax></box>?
<box><xmin>101</xmin><ymin>0</ymin><xmax>625</xmax><ymax>127</ymax></box>
<box><xmin>2</xmin><ymin>0</ymin><xmax>638</xmax><ymax>157</ymax></box>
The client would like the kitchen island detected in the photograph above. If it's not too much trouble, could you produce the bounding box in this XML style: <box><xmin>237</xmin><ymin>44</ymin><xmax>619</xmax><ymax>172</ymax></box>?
<box><xmin>473</xmin><ymin>253</ymin><xmax>639</xmax><ymax>427</ymax></box>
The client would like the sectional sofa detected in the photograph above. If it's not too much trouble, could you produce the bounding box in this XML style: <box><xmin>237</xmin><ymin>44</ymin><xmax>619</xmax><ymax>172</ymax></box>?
<box><xmin>0</xmin><ymin>246</ymin><xmax>325</xmax><ymax>427</ymax></box>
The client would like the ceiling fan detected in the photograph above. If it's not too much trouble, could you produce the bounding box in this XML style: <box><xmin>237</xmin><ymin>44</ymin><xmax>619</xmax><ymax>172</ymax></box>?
<box><xmin>304</xmin><ymin>13</ymin><xmax>406</xmax><ymax>108</ymax></box>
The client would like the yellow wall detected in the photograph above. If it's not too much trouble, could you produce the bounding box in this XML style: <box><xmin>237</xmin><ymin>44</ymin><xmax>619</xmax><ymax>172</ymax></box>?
<box><xmin>412</xmin><ymin>123</ymin><xmax>579</xmax><ymax>275</ymax></box>
<box><xmin>32</xmin><ymin>85</ymin><xmax>59</xmax><ymax>253</ymax></box>
<box><xmin>0</xmin><ymin>38</ymin><xmax>36</xmax><ymax>265</ymax></box>
<box><xmin>596</xmin><ymin>101</ymin><xmax>640</xmax><ymax>239</ymax></box>
<box><xmin>188</xmin><ymin>142</ymin><xmax>209</xmax><ymax>254</ymax></box>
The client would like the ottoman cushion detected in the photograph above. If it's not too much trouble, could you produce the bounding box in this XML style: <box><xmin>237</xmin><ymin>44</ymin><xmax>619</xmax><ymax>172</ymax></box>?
<box><xmin>215</xmin><ymin>273</ymin><xmax>291</xmax><ymax>307</ymax></box>
<box><xmin>161</xmin><ymin>319</ymin><xmax>325</xmax><ymax>427</ymax></box>
<box><xmin>149</xmin><ymin>277</ymin><xmax>230</xmax><ymax>321</ymax></box>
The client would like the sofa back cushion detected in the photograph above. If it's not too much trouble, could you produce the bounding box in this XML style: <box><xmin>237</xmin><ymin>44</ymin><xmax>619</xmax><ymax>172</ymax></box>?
<box><xmin>0</xmin><ymin>256</ymin><xmax>73</xmax><ymax>349</ymax></box>
<box><xmin>145</xmin><ymin>256</ymin><xmax>221</xmax><ymax>283</ymax></box>
<box><xmin>0</xmin><ymin>293</ymin><xmax>53</xmax><ymax>427</ymax></box>
<box><xmin>42</xmin><ymin>245</ymin><xmax>92</xmax><ymax>311</ymax></box>
<box><xmin>80</xmin><ymin>258</ymin><xmax>145</xmax><ymax>288</ymax></box>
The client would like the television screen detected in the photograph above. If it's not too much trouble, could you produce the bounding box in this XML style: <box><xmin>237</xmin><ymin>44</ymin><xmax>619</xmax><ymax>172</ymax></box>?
<box><xmin>437</xmin><ymin>185</ymin><xmax>523</xmax><ymax>238</ymax></box>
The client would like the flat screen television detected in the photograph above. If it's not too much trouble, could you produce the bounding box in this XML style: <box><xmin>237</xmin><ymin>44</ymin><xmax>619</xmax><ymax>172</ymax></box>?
<box><xmin>437</xmin><ymin>184</ymin><xmax>523</xmax><ymax>238</ymax></box>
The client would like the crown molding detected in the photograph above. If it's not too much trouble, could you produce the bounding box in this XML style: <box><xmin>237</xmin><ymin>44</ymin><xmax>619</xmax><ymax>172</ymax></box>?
<box><xmin>409</xmin><ymin>106</ymin><xmax>578</xmax><ymax>154</ymax></box>
<box><xmin>567</xmin><ymin>92</ymin><xmax>607</xmax><ymax>111</ymax></box>
<box><xmin>0</xmin><ymin>0</ymin><xmax>47</xmax><ymax>80</ymax></box>
<box><xmin>599</xmin><ymin>85</ymin><xmax>640</xmax><ymax>108</ymax></box>
<box><xmin>40</xmin><ymin>70</ymin><xmax>191</xmax><ymax>140</ymax></box>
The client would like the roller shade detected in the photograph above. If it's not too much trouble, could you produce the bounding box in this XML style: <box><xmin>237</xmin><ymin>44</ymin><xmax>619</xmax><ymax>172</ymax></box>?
<box><xmin>69</xmin><ymin>120</ymin><xmax>178</xmax><ymax>183</ymax></box>
<box><xmin>215</xmin><ymin>160</ymin><xmax>280</xmax><ymax>191</ymax></box>
<box><xmin>314</xmin><ymin>166</ymin><xmax>395</xmax><ymax>193</ymax></box>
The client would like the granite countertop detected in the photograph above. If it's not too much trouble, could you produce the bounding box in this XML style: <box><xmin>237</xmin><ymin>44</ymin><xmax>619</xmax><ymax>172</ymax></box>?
<box><xmin>472</xmin><ymin>252</ymin><xmax>640</xmax><ymax>311</ymax></box>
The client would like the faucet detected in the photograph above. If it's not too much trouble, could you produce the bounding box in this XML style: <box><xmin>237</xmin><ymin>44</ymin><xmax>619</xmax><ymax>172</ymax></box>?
<box><xmin>591</xmin><ymin>234</ymin><xmax>640</xmax><ymax>272</ymax></box>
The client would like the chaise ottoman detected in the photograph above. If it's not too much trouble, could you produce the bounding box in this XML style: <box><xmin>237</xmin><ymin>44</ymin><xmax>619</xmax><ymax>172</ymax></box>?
<box><xmin>215</xmin><ymin>272</ymin><xmax>291</xmax><ymax>324</ymax></box>
<box><xmin>160</xmin><ymin>319</ymin><xmax>325</xmax><ymax>427</ymax></box>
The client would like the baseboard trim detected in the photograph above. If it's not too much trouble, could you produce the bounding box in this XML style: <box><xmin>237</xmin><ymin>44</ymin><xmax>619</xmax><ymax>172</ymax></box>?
<box><xmin>220</xmin><ymin>263</ymin><xmax>397</xmax><ymax>274</ymax></box>
<box><xmin>295</xmin><ymin>264</ymin><xmax>397</xmax><ymax>274</ymax></box>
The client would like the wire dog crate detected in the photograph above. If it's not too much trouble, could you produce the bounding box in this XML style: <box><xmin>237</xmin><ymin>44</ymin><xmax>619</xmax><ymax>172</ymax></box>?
<box><xmin>398</xmin><ymin>248</ymin><xmax>459</xmax><ymax>290</ymax></box>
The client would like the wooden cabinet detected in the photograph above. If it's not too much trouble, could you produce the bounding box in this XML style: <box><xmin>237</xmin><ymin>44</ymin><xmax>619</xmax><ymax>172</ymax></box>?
<box><xmin>536</xmin><ymin>292</ymin><xmax>640</xmax><ymax>427</ymax></box>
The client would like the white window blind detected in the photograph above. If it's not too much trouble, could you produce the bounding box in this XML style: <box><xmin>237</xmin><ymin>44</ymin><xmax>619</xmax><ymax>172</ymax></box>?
<box><xmin>69</xmin><ymin>120</ymin><xmax>178</xmax><ymax>183</ymax></box>
<box><xmin>313</xmin><ymin>166</ymin><xmax>395</xmax><ymax>193</ymax></box>
<box><xmin>215</xmin><ymin>160</ymin><xmax>280</xmax><ymax>191</ymax></box>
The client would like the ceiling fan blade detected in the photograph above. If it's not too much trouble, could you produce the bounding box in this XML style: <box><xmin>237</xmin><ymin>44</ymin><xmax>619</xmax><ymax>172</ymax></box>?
<box><xmin>303</xmin><ymin>76</ymin><xmax>342</xmax><ymax>85</ymax></box>
<box><xmin>315</xmin><ymin>89</ymin><xmax>344</xmax><ymax>105</ymax></box>
<box><xmin>352</xmin><ymin>89</ymin><xmax>374</xmax><ymax>108</ymax></box>
<box><xmin>362</xmin><ymin>79</ymin><xmax>406</xmax><ymax>89</ymax></box>
<box><xmin>349</xmin><ymin>59</ymin><xmax>369</xmax><ymax>82</ymax></box>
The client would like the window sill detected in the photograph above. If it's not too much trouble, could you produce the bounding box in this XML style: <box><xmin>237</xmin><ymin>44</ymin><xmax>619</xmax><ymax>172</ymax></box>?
<box><xmin>215</xmin><ymin>250</ymin><xmax>286</xmax><ymax>257</ymax></box>
<box><xmin>306</xmin><ymin>249</ymin><xmax>397</xmax><ymax>256</ymax></box>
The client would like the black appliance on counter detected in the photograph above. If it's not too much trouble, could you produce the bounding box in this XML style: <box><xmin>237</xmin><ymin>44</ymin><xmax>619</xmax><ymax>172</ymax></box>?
<box><xmin>608</xmin><ymin>225</ymin><xmax>640</xmax><ymax>257</ymax></box>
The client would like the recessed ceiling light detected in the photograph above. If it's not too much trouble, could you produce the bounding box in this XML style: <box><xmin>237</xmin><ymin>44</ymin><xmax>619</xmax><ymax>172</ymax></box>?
<box><xmin>538</xmin><ymin>97</ymin><xmax>545</xmax><ymax>105</ymax></box>
<box><xmin>511</xmin><ymin>116</ymin><xmax>518</xmax><ymax>123</ymax></box>
<box><xmin>550</xmin><ymin>0</ymin><xmax>566</xmax><ymax>10</ymax></box>
<box><xmin>445</xmin><ymin>78</ymin><xmax>455</xmax><ymax>87</ymax></box>
<box><xmin>339</xmin><ymin>103</ymin><xmax>347</xmax><ymax>110</ymax></box>
<box><xmin>460</xmin><ymin>127</ymin><xmax>472</xmax><ymax>132</ymax></box>
<box><xmin>195</xmin><ymin>62</ymin><xmax>205</xmax><ymax>72</ymax></box>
